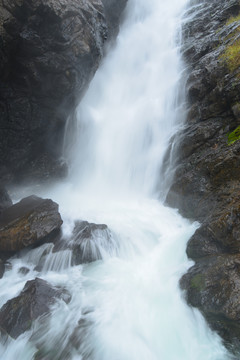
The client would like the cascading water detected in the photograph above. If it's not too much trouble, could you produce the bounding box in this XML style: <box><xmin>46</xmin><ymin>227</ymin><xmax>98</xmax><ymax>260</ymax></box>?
<box><xmin>0</xmin><ymin>0</ymin><xmax>234</xmax><ymax>359</ymax></box>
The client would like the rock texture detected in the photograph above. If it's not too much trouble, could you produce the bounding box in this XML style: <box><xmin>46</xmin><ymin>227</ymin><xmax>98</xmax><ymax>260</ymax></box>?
<box><xmin>0</xmin><ymin>195</ymin><xmax>62</xmax><ymax>252</ymax></box>
<box><xmin>0</xmin><ymin>278</ymin><xmax>71</xmax><ymax>339</ymax></box>
<box><xmin>0</xmin><ymin>186</ymin><xmax>12</xmax><ymax>214</ymax></box>
<box><xmin>165</xmin><ymin>0</ymin><xmax>240</xmax><ymax>352</ymax></box>
<box><xmin>71</xmin><ymin>220</ymin><xmax>112</xmax><ymax>264</ymax></box>
<box><xmin>53</xmin><ymin>220</ymin><xmax>114</xmax><ymax>264</ymax></box>
<box><xmin>0</xmin><ymin>0</ymin><xmax>127</xmax><ymax>182</ymax></box>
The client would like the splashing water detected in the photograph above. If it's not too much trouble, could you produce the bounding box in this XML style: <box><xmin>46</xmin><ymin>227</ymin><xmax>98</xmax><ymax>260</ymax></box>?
<box><xmin>0</xmin><ymin>0</ymin><xmax>233</xmax><ymax>359</ymax></box>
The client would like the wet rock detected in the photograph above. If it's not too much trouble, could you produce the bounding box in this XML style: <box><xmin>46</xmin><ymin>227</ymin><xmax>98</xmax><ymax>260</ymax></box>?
<box><xmin>18</xmin><ymin>266</ymin><xmax>30</xmax><ymax>275</ymax></box>
<box><xmin>102</xmin><ymin>0</ymin><xmax>128</xmax><ymax>39</ymax></box>
<box><xmin>53</xmin><ymin>220</ymin><xmax>114</xmax><ymax>265</ymax></box>
<box><xmin>0</xmin><ymin>195</ymin><xmax>62</xmax><ymax>252</ymax></box>
<box><xmin>163</xmin><ymin>0</ymin><xmax>240</xmax><ymax>351</ymax></box>
<box><xmin>0</xmin><ymin>259</ymin><xmax>5</xmax><ymax>279</ymax></box>
<box><xmin>0</xmin><ymin>187</ymin><xmax>12</xmax><ymax>215</ymax></box>
<box><xmin>71</xmin><ymin>220</ymin><xmax>113</xmax><ymax>265</ymax></box>
<box><xmin>181</xmin><ymin>255</ymin><xmax>240</xmax><ymax>351</ymax></box>
<box><xmin>0</xmin><ymin>327</ymin><xmax>10</xmax><ymax>345</ymax></box>
<box><xmin>0</xmin><ymin>0</ymin><xmax>127</xmax><ymax>182</ymax></box>
<box><xmin>0</xmin><ymin>278</ymin><xmax>71</xmax><ymax>339</ymax></box>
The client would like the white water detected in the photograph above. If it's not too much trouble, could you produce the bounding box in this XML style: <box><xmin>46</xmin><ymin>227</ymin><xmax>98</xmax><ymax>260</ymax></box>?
<box><xmin>0</xmin><ymin>0</ymin><xmax>233</xmax><ymax>359</ymax></box>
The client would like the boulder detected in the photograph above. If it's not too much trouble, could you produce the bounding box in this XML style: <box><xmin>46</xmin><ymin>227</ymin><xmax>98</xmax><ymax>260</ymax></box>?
<box><xmin>0</xmin><ymin>195</ymin><xmax>62</xmax><ymax>252</ymax></box>
<box><xmin>0</xmin><ymin>0</ymin><xmax>127</xmax><ymax>182</ymax></box>
<box><xmin>0</xmin><ymin>278</ymin><xmax>71</xmax><ymax>339</ymax></box>
<box><xmin>53</xmin><ymin>220</ymin><xmax>113</xmax><ymax>264</ymax></box>
<box><xmin>71</xmin><ymin>221</ymin><xmax>112</xmax><ymax>264</ymax></box>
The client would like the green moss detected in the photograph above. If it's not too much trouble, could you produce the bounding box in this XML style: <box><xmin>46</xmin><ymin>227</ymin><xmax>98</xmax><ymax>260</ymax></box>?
<box><xmin>226</xmin><ymin>13</ymin><xmax>240</xmax><ymax>26</ymax></box>
<box><xmin>220</xmin><ymin>38</ymin><xmax>240</xmax><ymax>73</ymax></box>
<box><xmin>227</xmin><ymin>125</ymin><xmax>240</xmax><ymax>145</ymax></box>
<box><xmin>190</xmin><ymin>274</ymin><xmax>205</xmax><ymax>291</ymax></box>
<box><xmin>217</xmin><ymin>12</ymin><xmax>240</xmax><ymax>74</ymax></box>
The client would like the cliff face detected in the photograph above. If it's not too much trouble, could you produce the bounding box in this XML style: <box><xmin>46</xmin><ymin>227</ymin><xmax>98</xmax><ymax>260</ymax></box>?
<box><xmin>0</xmin><ymin>0</ymin><xmax>126</xmax><ymax>183</ymax></box>
<box><xmin>166</xmin><ymin>0</ymin><xmax>240</xmax><ymax>352</ymax></box>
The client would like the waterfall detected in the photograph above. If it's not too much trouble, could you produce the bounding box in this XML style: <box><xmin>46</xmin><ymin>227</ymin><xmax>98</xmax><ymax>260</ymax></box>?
<box><xmin>0</xmin><ymin>0</ymin><xmax>233</xmax><ymax>359</ymax></box>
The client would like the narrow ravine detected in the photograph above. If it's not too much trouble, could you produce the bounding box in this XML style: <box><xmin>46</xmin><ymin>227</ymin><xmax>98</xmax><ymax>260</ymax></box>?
<box><xmin>0</xmin><ymin>0</ymin><xmax>233</xmax><ymax>358</ymax></box>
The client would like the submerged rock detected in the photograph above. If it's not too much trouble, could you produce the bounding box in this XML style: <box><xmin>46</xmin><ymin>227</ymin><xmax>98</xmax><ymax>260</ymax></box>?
<box><xmin>0</xmin><ymin>195</ymin><xmax>62</xmax><ymax>252</ymax></box>
<box><xmin>0</xmin><ymin>278</ymin><xmax>71</xmax><ymax>339</ymax></box>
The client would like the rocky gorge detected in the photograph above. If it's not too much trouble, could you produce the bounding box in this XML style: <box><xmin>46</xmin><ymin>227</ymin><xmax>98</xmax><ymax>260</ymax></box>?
<box><xmin>1</xmin><ymin>0</ymin><xmax>240</xmax><ymax>357</ymax></box>
<box><xmin>166</xmin><ymin>0</ymin><xmax>240</xmax><ymax>354</ymax></box>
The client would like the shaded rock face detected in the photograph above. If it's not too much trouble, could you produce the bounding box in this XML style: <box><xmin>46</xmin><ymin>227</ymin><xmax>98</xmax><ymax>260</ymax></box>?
<box><xmin>0</xmin><ymin>186</ymin><xmax>12</xmax><ymax>214</ymax></box>
<box><xmin>0</xmin><ymin>195</ymin><xmax>62</xmax><ymax>252</ymax></box>
<box><xmin>166</xmin><ymin>0</ymin><xmax>240</xmax><ymax>222</ymax></box>
<box><xmin>102</xmin><ymin>0</ymin><xmax>127</xmax><ymax>39</ymax></box>
<box><xmin>164</xmin><ymin>0</ymin><xmax>240</xmax><ymax>352</ymax></box>
<box><xmin>0</xmin><ymin>0</ymin><xmax>127</xmax><ymax>182</ymax></box>
<box><xmin>181</xmin><ymin>255</ymin><xmax>240</xmax><ymax>351</ymax></box>
<box><xmin>0</xmin><ymin>278</ymin><xmax>71</xmax><ymax>339</ymax></box>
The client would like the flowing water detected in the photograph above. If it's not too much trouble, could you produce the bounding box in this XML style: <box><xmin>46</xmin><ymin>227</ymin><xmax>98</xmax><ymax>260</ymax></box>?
<box><xmin>0</xmin><ymin>0</ymin><xmax>233</xmax><ymax>359</ymax></box>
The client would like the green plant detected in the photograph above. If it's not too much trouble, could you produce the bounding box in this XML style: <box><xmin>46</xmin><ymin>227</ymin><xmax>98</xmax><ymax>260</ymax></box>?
<box><xmin>220</xmin><ymin>38</ymin><xmax>240</xmax><ymax>73</ymax></box>
<box><xmin>226</xmin><ymin>13</ymin><xmax>240</xmax><ymax>26</ymax></box>
<box><xmin>227</xmin><ymin>125</ymin><xmax>240</xmax><ymax>145</ymax></box>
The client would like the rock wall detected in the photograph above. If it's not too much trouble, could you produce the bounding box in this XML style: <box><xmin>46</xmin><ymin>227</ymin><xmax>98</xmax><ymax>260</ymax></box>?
<box><xmin>0</xmin><ymin>0</ymin><xmax>127</xmax><ymax>183</ymax></box>
<box><xmin>166</xmin><ymin>0</ymin><xmax>240</xmax><ymax>352</ymax></box>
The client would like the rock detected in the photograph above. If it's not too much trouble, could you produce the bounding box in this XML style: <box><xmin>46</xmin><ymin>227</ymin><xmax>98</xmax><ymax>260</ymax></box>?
<box><xmin>102</xmin><ymin>0</ymin><xmax>128</xmax><ymax>39</ymax></box>
<box><xmin>0</xmin><ymin>327</ymin><xmax>10</xmax><ymax>345</ymax></box>
<box><xmin>70</xmin><ymin>220</ymin><xmax>113</xmax><ymax>265</ymax></box>
<box><xmin>18</xmin><ymin>267</ymin><xmax>30</xmax><ymax>275</ymax></box>
<box><xmin>53</xmin><ymin>220</ymin><xmax>114</xmax><ymax>265</ymax></box>
<box><xmin>166</xmin><ymin>0</ymin><xmax>240</xmax><ymax>222</ymax></box>
<box><xmin>163</xmin><ymin>0</ymin><xmax>240</xmax><ymax>351</ymax></box>
<box><xmin>181</xmin><ymin>255</ymin><xmax>240</xmax><ymax>352</ymax></box>
<box><xmin>0</xmin><ymin>186</ymin><xmax>12</xmax><ymax>214</ymax></box>
<box><xmin>0</xmin><ymin>0</ymin><xmax>127</xmax><ymax>182</ymax></box>
<box><xmin>0</xmin><ymin>259</ymin><xmax>5</xmax><ymax>279</ymax></box>
<box><xmin>0</xmin><ymin>195</ymin><xmax>62</xmax><ymax>252</ymax></box>
<box><xmin>0</xmin><ymin>278</ymin><xmax>71</xmax><ymax>339</ymax></box>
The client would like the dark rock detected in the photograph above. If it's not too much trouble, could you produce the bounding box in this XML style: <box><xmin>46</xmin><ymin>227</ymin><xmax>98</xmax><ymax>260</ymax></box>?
<box><xmin>0</xmin><ymin>187</ymin><xmax>12</xmax><ymax>215</ymax></box>
<box><xmin>0</xmin><ymin>327</ymin><xmax>10</xmax><ymax>345</ymax></box>
<box><xmin>70</xmin><ymin>220</ymin><xmax>113</xmax><ymax>265</ymax></box>
<box><xmin>0</xmin><ymin>259</ymin><xmax>5</xmax><ymax>279</ymax></box>
<box><xmin>102</xmin><ymin>0</ymin><xmax>128</xmax><ymax>39</ymax></box>
<box><xmin>0</xmin><ymin>0</ymin><xmax>127</xmax><ymax>182</ymax></box>
<box><xmin>181</xmin><ymin>255</ymin><xmax>240</xmax><ymax>352</ymax></box>
<box><xmin>0</xmin><ymin>195</ymin><xmax>62</xmax><ymax>252</ymax></box>
<box><xmin>166</xmin><ymin>0</ymin><xmax>240</xmax><ymax>222</ymax></box>
<box><xmin>18</xmin><ymin>266</ymin><xmax>30</xmax><ymax>275</ymax></box>
<box><xmin>53</xmin><ymin>220</ymin><xmax>114</xmax><ymax>265</ymax></box>
<box><xmin>163</xmin><ymin>0</ymin><xmax>240</xmax><ymax>352</ymax></box>
<box><xmin>0</xmin><ymin>278</ymin><xmax>71</xmax><ymax>339</ymax></box>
